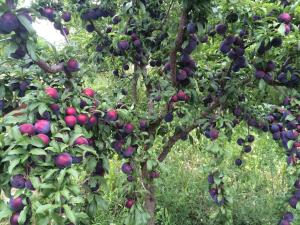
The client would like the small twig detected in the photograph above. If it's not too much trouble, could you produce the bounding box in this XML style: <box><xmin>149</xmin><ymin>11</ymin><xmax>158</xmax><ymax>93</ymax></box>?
<box><xmin>161</xmin><ymin>0</ymin><xmax>175</xmax><ymax>28</ymax></box>
<box><xmin>60</xmin><ymin>28</ymin><xmax>69</xmax><ymax>44</ymax></box>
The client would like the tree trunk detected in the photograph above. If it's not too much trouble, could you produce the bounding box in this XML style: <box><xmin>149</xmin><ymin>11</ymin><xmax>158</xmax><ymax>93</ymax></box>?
<box><xmin>141</xmin><ymin>162</ymin><xmax>156</xmax><ymax>225</ymax></box>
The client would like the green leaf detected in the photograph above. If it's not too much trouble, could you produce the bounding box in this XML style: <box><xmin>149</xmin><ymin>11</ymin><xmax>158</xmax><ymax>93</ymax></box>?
<box><xmin>287</xmin><ymin>140</ymin><xmax>295</xmax><ymax>150</ymax></box>
<box><xmin>139</xmin><ymin>1</ymin><xmax>146</xmax><ymax>13</ymax></box>
<box><xmin>95</xmin><ymin>195</ymin><xmax>108</xmax><ymax>210</ymax></box>
<box><xmin>67</xmin><ymin>168</ymin><xmax>79</xmax><ymax>178</ymax></box>
<box><xmin>30</xmin><ymin>176</ymin><xmax>40</xmax><ymax>189</ymax></box>
<box><xmin>36</xmin><ymin>204</ymin><xmax>59</xmax><ymax>214</ymax></box>
<box><xmin>31</xmin><ymin>136</ymin><xmax>45</xmax><ymax>147</ymax></box>
<box><xmin>57</xmin><ymin>169</ymin><xmax>67</xmax><ymax>186</ymax></box>
<box><xmin>44</xmin><ymin>169</ymin><xmax>59</xmax><ymax>180</ymax></box>
<box><xmin>285</xmin><ymin>114</ymin><xmax>296</xmax><ymax>122</ymax></box>
<box><xmin>36</xmin><ymin>215</ymin><xmax>50</xmax><ymax>225</ymax></box>
<box><xmin>68</xmin><ymin>185</ymin><xmax>81</xmax><ymax>195</ymax></box>
<box><xmin>63</xmin><ymin>204</ymin><xmax>76</xmax><ymax>224</ymax></box>
<box><xmin>278</xmin><ymin>23</ymin><xmax>286</xmax><ymax>36</ymax></box>
<box><xmin>8</xmin><ymin>158</ymin><xmax>20</xmax><ymax>174</ymax></box>
<box><xmin>38</xmin><ymin>103</ymin><xmax>48</xmax><ymax>117</ymax></box>
<box><xmin>77</xmin><ymin>212</ymin><xmax>89</xmax><ymax>222</ymax></box>
<box><xmin>10</xmin><ymin>126</ymin><xmax>22</xmax><ymax>140</ymax></box>
<box><xmin>258</xmin><ymin>79</ymin><xmax>266</xmax><ymax>91</ymax></box>
<box><xmin>124</xmin><ymin>2</ymin><xmax>133</xmax><ymax>12</ymax></box>
<box><xmin>78</xmin><ymin>145</ymin><xmax>98</xmax><ymax>157</ymax></box>
<box><xmin>17</xmin><ymin>15</ymin><xmax>35</xmax><ymax>35</ymax></box>
<box><xmin>55</xmin><ymin>133</ymin><xmax>70</xmax><ymax>143</ymax></box>
<box><xmin>26</xmin><ymin>39</ymin><xmax>37</xmax><ymax>60</ymax></box>
<box><xmin>0</xmin><ymin>201</ymin><xmax>12</xmax><ymax>220</ymax></box>
<box><xmin>0</xmin><ymin>85</ymin><xmax>5</xmax><ymax>98</ymax></box>
<box><xmin>146</xmin><ymin>160</ymin><xmax>157</xmax><ymax>171</ymax></box>
<box><xmin>30</xmin><ymin>148</ymin><xmax>47</xmax><ymax>156</ymax></box>
<box><xmin>18</xmin><ymin>206</ymin><xmax>28</xmax><ymax>225</ymax></box>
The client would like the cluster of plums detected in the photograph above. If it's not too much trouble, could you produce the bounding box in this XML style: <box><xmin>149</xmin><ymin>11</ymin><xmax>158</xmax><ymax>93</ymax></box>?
<box><xmin>18</xmin><ymin>86</ymin><xmax>98</xmax><ymax>168</ymax></box>
<box><xmin>219</xmin><ymin>32</ymin><xmax>247</xmax><ymax>72</ymax></box>
<box><xmin>234</xmin><ymin>134</ymin><xmax>255</xmax><ymax>166</ymax></box>
<box><xmin>277</xmin><ymin>65</ymin><xmax>300</xmax><ymax>87</ymax></box>
<box><xmin>163</xmin><ymin>90</ymin><xmax>191</xmax><ymax>123</ymax></box>
<box><xmin>111</xmin><ymin>32</ymin><xmax>146</xmax><ymax>77</ymax></box>
<box><xmin>207</xmin><ymin>173</ymin><xmax>226</xmax><ymax>206</ymax></box>
<box><xmin>265</xmin><ymin>108</ymin><xmax>299</xmax><ymax>166</ymax></box>
<box><xmin>105</xmin><ymin>107</ymin><xmax>163</xmax><ymax>208</ymax></box>
<box><xmin>0</xmin><ymin>79</ymin><xmax>37</xmax><ymax>115</ymax></box>
<box><xmin>39</xmin><ymin>7</ymin><xmax>71</xmax><ymax>36</ymax></box>
<box><xmin>233</xmin><ymin>96</ymin><xmax>299</xmax><ymax>224</ymax></box>
<box><xmin>9</xmin><ymin>195</ymin><xmax>27</xmax><ymax>225</ymax></box>
<box><xmin>254</xmin><ymin>58</ymin><xmax>299</xmax><ymax>87</ymax></box>
<box><xmin>0</xmin><ymin>9</ymin><xmax>32</xmax><ymax>59</ymax></box>
<box><xmin>81</xmin><ymin>7</ymin><xmax>117</xmax><ymax>33</ymax></box>
<box><xmin>278</xmin><ymin>12</ymin><xmax>293</xmax><ymax>35</ymax></box>
<box><xmin>10</xmin><ymin>79</ymin><xmax>35</xmax><ymax>97</ymax></box>
<box><xmin>140</xmin><ymin>0</ymin><xmax>165</xmax><ymax>20</ymax></box>
<box><xmin>9</xmin><ymin>174</ymin><xmax>34</xmax><ymax>225</ymax></box>
<box><xmin>6</xmin><ymin>85</ymin><xmax>108</xmax><ymax>224</ymax></box>
<box><xmin>80</xmin><ymin>7</ymin><xmax>115</xmax><ymax>21</ymax></box>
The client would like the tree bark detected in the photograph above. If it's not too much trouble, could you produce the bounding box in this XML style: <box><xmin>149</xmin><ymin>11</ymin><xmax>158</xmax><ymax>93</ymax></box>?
<box><xmin>169</xmin><ymin>8</ymin><xmax>188</xmax><ymax>85</ymax></box>
<box><xmin>35</xmin><ymin>60</ymin><xmax>65</xmax><ymax>73</ymax></box>
<box><xmin>132</xmin><ymin>64</ymin><xmax>139</xmax><ymax>104</ymax></box>
<box><xmin>141</xmin><ymin>162</ymin><xmax>156</xmax><ymax>225</ymax></box>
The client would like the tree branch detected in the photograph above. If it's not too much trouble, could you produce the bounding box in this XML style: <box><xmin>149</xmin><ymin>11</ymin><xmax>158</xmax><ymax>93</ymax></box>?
<box><xmin>60</xmin><ymin>28</ymin><xmax>69</xmax><ymax>44</ymax></box>
<box><xmin>158</xmin><ymin>124</ymin><xmax>197</xmax><ymax>162</ymax></box>
<box><xmin>161</xmin><ymin>0</ymin><xmax>175</xmax><ymax>28</ymax></box>
<box><xmin>169</xmin><ymin>8</ymin><xmax>188</xmax><ymax>85</ymax></box>
<box><xmin>35</xmin><ymin>60</ymin><xmax>65</xmax><ymax>73</ymax></box>
<box><xmin>157</xmin><ymin>101</ymin><xmax>221</xmax><ymax>162</ymax></box>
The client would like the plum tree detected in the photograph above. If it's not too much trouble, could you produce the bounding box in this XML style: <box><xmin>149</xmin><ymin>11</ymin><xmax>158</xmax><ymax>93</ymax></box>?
<box><xmin>0</xmin><ymin>0</ymin><xmax>299</xmax><ymax>225</ymax></box>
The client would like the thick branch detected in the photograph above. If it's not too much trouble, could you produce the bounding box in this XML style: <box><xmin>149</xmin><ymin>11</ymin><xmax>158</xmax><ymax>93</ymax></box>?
<box><xmin>157</xmin><ymin>101</ymin><xmax>221</xmax><ymax>162</ymax></box>
<box><xmin>141</xmin><ymin>162</ymin><xmax>156</xmax><ymax>225</ymax></box>
<box><xmin>35</xmin><ymin>60</ymin><xmax>65</xmax><ymax>73</ymax></box>
<box><xmin>158</xmin><ymin>124</ymin><xmax>197</xmax><ymax>162</ymax></box>
<box><xmin>169</xmin><ymin>8</ymin><xmax>188</xmax><ymax>85</ymax></box>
